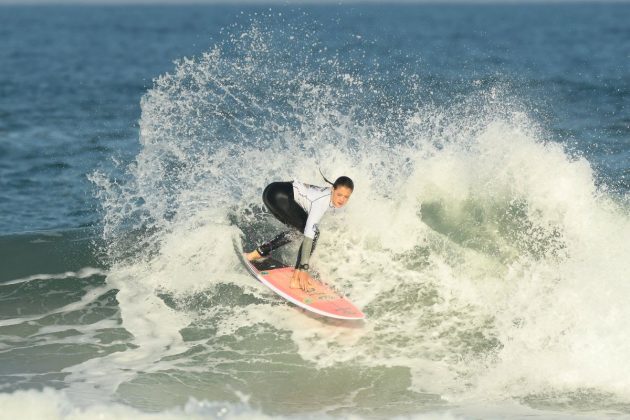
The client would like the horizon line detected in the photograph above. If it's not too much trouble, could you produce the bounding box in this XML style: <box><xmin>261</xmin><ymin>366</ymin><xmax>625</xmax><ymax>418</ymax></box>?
<box><xmin>1</xmin><ymin>0</ymin><xmax>629</xmax><ymax>5</ymax></box>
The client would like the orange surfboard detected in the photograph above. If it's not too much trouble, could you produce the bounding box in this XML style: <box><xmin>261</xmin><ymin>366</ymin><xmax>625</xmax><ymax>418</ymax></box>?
<box><xmin>241</xmin><ymin>254</ymin><xmax>365</xmax><ymax>320</ymax></box>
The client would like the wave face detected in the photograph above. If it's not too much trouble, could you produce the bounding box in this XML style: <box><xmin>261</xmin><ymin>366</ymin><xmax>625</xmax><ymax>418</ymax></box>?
<box><xmin>2</xmin><ymin>7</ymin><xmax>629</xmax><ymax>419</ymax></box>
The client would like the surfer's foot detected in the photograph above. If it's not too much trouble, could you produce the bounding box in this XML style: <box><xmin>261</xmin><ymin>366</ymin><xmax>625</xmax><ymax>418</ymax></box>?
<box><xmin>245</xmin><ymin>249</ymin><xmax>262</xmax><ymax>261</ymax></box>
<box><xmin>290</xmin><ymin>278</ymin><xmax>300</xmax><ymax>289</ymax></box>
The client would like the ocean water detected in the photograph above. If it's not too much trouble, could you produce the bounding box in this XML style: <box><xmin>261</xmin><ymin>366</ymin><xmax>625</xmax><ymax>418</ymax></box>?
<box><xmin>1</xmin><ymin>3</ymin><xmax>629</xmax><ymax>419</ymax></box>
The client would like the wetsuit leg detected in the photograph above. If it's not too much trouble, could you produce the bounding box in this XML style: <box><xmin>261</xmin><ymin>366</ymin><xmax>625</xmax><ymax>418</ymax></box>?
<box><xmin>262</xmin><ymin>182</ymin><xmax>307</xmax><ymax>231</ymax></box>
<box><xmin>256</xmin><ymin>182</ymin><xmax>307</xmax><ymax>256</ymax></box>
<box><xmin>257</xmin><ymin>230</ymin><xmax>302</xmax><ymax>256</ymax></box>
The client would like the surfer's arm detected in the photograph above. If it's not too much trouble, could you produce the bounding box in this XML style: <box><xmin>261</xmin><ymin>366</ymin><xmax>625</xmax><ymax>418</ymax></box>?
<box><xmin>297</xmin><ymin>236</ymin><xmax>314</xmax><ymax>268</ymax></box>
<box><xmin>298</xmin><ymin>198</ymin><xmax>327</xmax><ymax>270</ymax></box>
<box><xmin>292</xmin><ymin>238</ymin><xmax>314</xmax><ymax>291</ymax></box>
<box><xmin>298</xmin><ymin>213</ymin><xmax>320</xmax><ymax>269</ymax></box>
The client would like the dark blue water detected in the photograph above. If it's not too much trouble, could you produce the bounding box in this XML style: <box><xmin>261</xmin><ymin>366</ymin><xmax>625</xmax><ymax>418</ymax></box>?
<box><xmin>1</xmin><ymin>4</ymin><xmax>629</xmax><ymax>419</ymax></box>
<box><xmin>1</xmin><ymin>4</ymin><xmax>628</xmax><ymax>234</ymax></box>
<box><xmin>1</xmin><ymin>6</ymin><xmax>229</xmax><ymax>232</ymax></box>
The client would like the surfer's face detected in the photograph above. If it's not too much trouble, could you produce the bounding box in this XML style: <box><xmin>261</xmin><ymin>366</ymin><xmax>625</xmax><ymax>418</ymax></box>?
<box><xmin>331</xmin><ymin>186</ymin><xmax>352</xmax><ymax>208</ymax></box>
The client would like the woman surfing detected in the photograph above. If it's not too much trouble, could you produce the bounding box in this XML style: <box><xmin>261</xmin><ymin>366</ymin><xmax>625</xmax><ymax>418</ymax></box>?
<box><xmin>245</xmin><ymin>175</ymin><xmax>354</xmax><ymax>291</ymax></box>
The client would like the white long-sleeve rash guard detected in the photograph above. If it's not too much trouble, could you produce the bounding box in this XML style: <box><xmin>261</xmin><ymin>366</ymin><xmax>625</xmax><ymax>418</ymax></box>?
<box><xmin>292</xmin><ymin>180</ymin><xmax>335</xmax><ymax>266</ymax></box>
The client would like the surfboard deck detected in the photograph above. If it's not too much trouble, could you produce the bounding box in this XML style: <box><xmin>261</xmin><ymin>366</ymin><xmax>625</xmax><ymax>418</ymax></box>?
<box><xmin>239</xmin><ymin>253</ymin><xmax>365</xmax><ymax>321</ymax></box>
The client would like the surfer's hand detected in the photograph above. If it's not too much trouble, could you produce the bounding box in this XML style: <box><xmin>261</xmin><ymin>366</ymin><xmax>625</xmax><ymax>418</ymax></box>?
<box><xmin>291</xmin><ymin>269</ymin><xmax>312</xmax><ymax>291</ymax></box>
<box><xmin>299</xmin><ymin>270</ymin><xmax>313</xmax><ymax>291</ymax></box>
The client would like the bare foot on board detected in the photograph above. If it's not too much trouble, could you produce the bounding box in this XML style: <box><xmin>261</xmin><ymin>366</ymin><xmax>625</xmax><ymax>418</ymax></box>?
<box><xmin>245</xmin><ymin>250</ymin><xmax>262</xmax><ymax>261</ymax></box>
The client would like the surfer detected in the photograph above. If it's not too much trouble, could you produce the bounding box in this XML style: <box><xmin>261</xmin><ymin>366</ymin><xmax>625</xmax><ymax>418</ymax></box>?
<box><xmin>245</xmin><ymin>175</ymin><xmax>354</xmax><ymax>291</ymax></box>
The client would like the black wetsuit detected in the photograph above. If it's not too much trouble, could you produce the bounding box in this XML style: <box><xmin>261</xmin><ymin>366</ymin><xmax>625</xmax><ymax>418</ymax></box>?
<box><xmin>256</xmin><ymin>181</ymin><xmax>330</xmax><ymax>267</ymax></box>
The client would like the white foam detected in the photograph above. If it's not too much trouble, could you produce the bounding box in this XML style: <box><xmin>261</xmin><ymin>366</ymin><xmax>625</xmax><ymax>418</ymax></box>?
<box><xmin>0</xmin><ymin>388</ymin><xmax>270</xmax><ymax>420</ymax></box>
<box><xmin>1</xmin><ymin>267</ymin><xmax>107</xmax><ymax>286</ymax></box>
<box><xmin>0</xmin><ymin>284</ymin><xmax>113</xmax><ymax>328</ymax></box>
<box><xmin>0</xmin><ymin>388</ymin><xmax>607</xmax><ymax>420</ymax></box>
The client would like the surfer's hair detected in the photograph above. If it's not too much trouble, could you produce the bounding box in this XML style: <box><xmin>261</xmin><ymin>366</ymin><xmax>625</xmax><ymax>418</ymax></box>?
<box><xmin>319</xmin><ymin>168</ymin><xmax>354</xmax><ymax>191</ymax></box>
<box><xmin>333</xmin><ymin>176</ymin><xmax>354</xmax><ymax>191</ymax></box>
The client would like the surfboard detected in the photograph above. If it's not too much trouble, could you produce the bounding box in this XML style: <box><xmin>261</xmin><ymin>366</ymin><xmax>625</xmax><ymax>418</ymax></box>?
<box><xmin>239</xmin><ymin>253</ymin><xmax>365</xmax><ymax>321</ymax></box>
